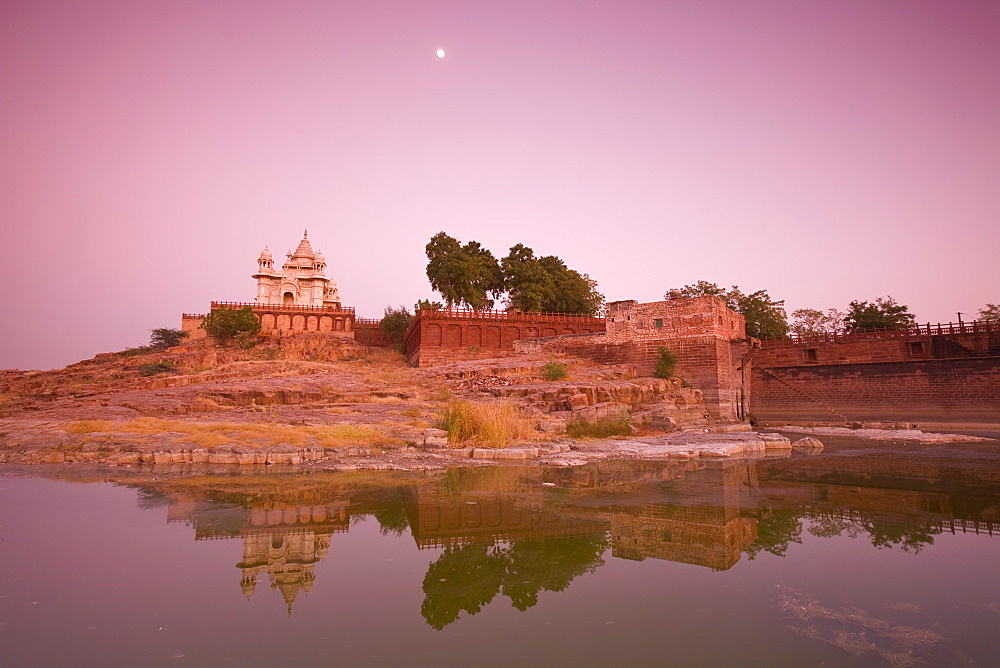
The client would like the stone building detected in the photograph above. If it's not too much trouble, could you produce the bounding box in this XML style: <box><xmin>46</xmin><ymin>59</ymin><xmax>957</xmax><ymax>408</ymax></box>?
<box><xmin>182</xmin><ymin>231</ymin><xmax>357</xmax><ymax>339</ymax></box>
<box><xmin>253</xmin><ymin>230</ymin><xmax>342</xmax><ymax>308</ymax></box>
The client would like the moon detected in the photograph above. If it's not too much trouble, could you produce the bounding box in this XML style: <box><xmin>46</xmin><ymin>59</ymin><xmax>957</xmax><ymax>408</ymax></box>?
<box><xmin>436</xmin><ymin>48</ymin><xmax>445</xmax><ymax>58</ymax></box>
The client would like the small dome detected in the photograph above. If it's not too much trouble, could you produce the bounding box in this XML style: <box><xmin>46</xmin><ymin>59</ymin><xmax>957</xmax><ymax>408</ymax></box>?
<box><xmin>314</xmin><ymin>250</ymin><xmax>325</xmax><ymax>264</ymax></box>
<box><xmin>259</xmin><ymin>247</ymin><xmax>273</xmax><ymax>260</ymax></box>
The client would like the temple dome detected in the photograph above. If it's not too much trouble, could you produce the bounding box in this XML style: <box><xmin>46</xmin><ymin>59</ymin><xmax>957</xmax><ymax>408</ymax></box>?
<box><xmin>291</xmin><ymin>230</ymin><xmax>314</xmax><ymax>259</ymax></box>
<box><xmin>259</xmin><ymin>247</ymin><xmax>273</xmax><ymax>261</ymax></box>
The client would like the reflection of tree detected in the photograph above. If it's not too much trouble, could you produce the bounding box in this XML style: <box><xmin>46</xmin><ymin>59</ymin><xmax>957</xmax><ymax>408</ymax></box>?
<box><xmin>749</xmin><ymin>509</ymin><xmax>940</xmax><ymax>558</ymax></box>
<box><xmin>744</xmin><ymin>508</ymin><xmax>803</xmax><ymax>560</ymax></box>
<box><xmin>807</xmin><ymin>515</ymin><xmax>861</xmax><ymax>539</ymax></box>
<box><xmin>502</xmin><ymin>536</ymin><xmax>608</xmax><ymax>611</ymax></box>
<box><xmin>864</xmin><ymin>520</ymin><xmax>936</xmax><ymax>553</ymax></box>
<box><xmin>420</xmin><ymin>534</ymin><xmax>609</xmax><ymax>629</ymax></box>
<box><xmin>421</xmin><ymin>544</ymin><xmax>508</xmax><ymax>630</ymax></box>
<box><xmin>373</xmin><ymin>490</ymin><xmax>409</xmax><ymax>536</ymax></box>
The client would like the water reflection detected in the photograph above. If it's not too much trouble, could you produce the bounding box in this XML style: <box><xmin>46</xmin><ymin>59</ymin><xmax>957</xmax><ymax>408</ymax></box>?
<box><xmin>104</xmin><ymin>437</ymin><xmax>1000</xmax><ymax>631</ymax></box>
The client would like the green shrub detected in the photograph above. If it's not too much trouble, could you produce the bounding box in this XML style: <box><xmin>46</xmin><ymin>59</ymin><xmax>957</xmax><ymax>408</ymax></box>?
<box><xmin>135</xmin><ymin>362</ymin><xmax>176</xmax><ymax>377</ymax></box>
<box><xmin>119</xmin><ymin>345</ymin><xmax>156</xmax><ymax>357</ymax></box>
<box><xmin>542</xmin><ymin>360</ymin><xmax>568</xmax><ymax>381</ymax></box>
<box><xmin>150</xmin><ymin>328</ymin><xmax>188</xmax><ymax>348</ymax></box>
<box><xmin>201</xmin><ymin>306</ymin><xmax>261</xmax><ymax>339</ymax></box>
<box><xmin>234</xmin><ymin>331</ymin><xmax>258</xmax><ymax>348</ymax></box>
<box><xmin>566</xmin><ymin>417</ymin><xmax>633</xmax><ymax>439</ymax></box>
<box><xmin>654</xmin><ymin>347</ymin><xmax>678</xmax><ymax>379</ymax></box>
<box><xmin>379</xmin><ymin>305</ymin><xmax>413</xmax><ymax>353</ymax></box>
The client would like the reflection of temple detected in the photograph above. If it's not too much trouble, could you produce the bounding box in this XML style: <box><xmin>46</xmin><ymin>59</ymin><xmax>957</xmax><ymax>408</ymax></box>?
<box><xmin>238</xmin><ymin>532</ymin><xmax>329</xmax><ymax>614</ymax></box>
<box><xmin>164</xmin><ymin>493</ymin><xmax>351</xmax><ymax>614</ymax></box>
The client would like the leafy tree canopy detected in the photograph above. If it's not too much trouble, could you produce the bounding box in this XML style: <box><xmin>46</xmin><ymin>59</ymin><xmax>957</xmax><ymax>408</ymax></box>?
<box><xmin>425</xmin><ymin>232</ymin><xmax>503</xmax><ymax>310</ymax></box>
<box><xmin>979</xmin><ymin>303</ymin><xmax>1000</xmax><ymax>322</ymax></box>
<box><xmin>425</xmin><ymin>233</ymin><xmax>604</xmax><ymax>315</ymax></box>
<box><xmin>379</xmin><ymin>305</ymin><xmax>413</xmax><ymax>352</ymax></box>
<box><xmin>149</xmin><ymin>328</ymin><xmax>188</xmax><ymax>348</ymax></box>
<box><xmin>671</xmin><ymin>281</ymin><xmax>788</xmax><ymax>339</ymax></box>
<box><xmin>414</xmin><ymin>299</ymin><xmax>443</xmax><ymax>313</ymax></box>
<box><xmin>844</xmin><ymin>296</ymin><xmax>915</xmax><ymax>332</ymax></box>
<box><xmin>790</xmin><ymin>308</ymin><xmax>844</xmax><ymax>337</ymax></box>
<box><xmin>201</xmin><ymin>306</ymin><xmax>261</xmax><ymax>339</ymax></box>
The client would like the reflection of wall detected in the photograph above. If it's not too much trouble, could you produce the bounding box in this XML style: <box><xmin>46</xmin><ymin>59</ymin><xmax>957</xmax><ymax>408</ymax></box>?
<box><xmin>406</xmin><ymin>487</ymin><xmax>605</xmax><ymax>549</ymax></box>
<box><xmin>408</xmin><ymin>460</ymin><xmax>761</xmax><ymax>571</ymax></box>
<box><xmin>612</xmin><ymin>515</ymin><xmax>756</xmax><ymax>571</ymax></box>
<box><xmin>756</xmin><ymin>450</ymin><xmax>1000</xmax><ymax>532</ymax></box>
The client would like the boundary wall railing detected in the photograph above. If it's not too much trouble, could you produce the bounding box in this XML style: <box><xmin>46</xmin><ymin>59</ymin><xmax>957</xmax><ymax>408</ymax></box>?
<box><xmin>210</xmin><ymin>301</ymin><xmax>356</xmax><ymax>315</ymax></box>
<box><xmin>414</xmin><ymin>307</ymin><xmax>605</xmax><ymax>324</ymax></box>
<box><xmin>763</xmin><ymin>319</ymin><xmax>999</xmax><ymax>346</ymax></box>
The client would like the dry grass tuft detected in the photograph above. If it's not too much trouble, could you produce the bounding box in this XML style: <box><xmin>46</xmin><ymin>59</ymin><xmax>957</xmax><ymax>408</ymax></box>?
<box><xmin>60</xmin><ymin>417</ymin><xmax>392</xmax><ymax>449</ymax></box>
<box><xmin>313</xmin><ymin>424</ymin><xmax>392</xmax><ymax>448</ymax></box>
<box><xmin>64</xmin><ymin>420</ymin><xmax>115</xmax><ymax>433</ymax></box>
<box><xmin>436</xmin><ymin>400</ymin><xmax>537</xmax><ymax>448</ymax></box>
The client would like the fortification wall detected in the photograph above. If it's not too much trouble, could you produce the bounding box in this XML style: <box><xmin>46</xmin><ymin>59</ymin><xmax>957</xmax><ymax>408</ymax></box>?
<box><xmin>181</xmin><ymin>314</ymin><xmax>207</xmax><ymax>340</ymax></box>
<box><xmin>516</xmin><ymin>332</ymin><xmax>751</xmax><ymax>420</ymax></box>
<box><xmin>606</xmin><ymin>296</ymin><xmax>746</xmax><ymax>342</ymax></box>
<box><xmin>751</xmin><ymin>357</ymin><xmax>1000</xmax><ymax>424</ymax></box>
<box><xmin>752</xmin><ymin>324</ymin><xmax>1000</xmax><ymax>424</ymax></box>
<box><xmin>403</xmin><ymin>309</ymin><xmax>605</xmax><ymax>367</ymax></box>
<box><xmin>353</xmin><ymin>321</ymin><xmax>393</xmax><ymax>348</ymax></box>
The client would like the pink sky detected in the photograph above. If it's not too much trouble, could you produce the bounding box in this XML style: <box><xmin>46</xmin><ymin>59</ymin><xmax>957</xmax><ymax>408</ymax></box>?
<box><xmin>2</xmin><ymin>0</ymin><xmax>998</xmax><ymax>370</ymax></box>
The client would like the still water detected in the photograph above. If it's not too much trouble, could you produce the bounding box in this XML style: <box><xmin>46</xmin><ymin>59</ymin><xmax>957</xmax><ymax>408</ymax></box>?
<box><xmin>2</xmin><ymin>436</ymin><xmax>999</xmax><ymax>666</ymax></box>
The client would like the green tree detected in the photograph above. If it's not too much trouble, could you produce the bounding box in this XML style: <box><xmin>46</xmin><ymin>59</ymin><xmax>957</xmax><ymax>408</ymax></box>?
<box><xmin>149</xmin><ymin>328</ymin><xmax>188</xmax><ymax>348</ymax></box>
<box><xmin>379</xmin><ymin>305</ymin><xmax>413</xmax><ymax>352</ymax></box>
<box><xmin>501</xmin><ymin>244</ymin><xmax>555</xmax><ymax>312</ymax></box>
<box><xmin>790</xmin><ymin>308</ymin><xmax>844</xmax><ymax>336</ymax></box>
<box><xmin>201</xmin><ymin>306</ymin><xmax>261</xmax><ymax>339</ymax></box>
<box><xmin>414</xmin><ymin>299</ymin><xmax>443</xmax><ymax>313</ymax></box>
<box><xmin>979</xmin><ymin>303</ymin><xmax>1000</xmax><ymax>322</ymax></box>
<box><xmin>843</xmin><ymin>296</ymin><xmax>915</xmax><ymax>332</ymax></box>
<box><xmin>537</xmin><ymin>256</ymin><xmax>604</xmax><ymax>315</ymax></box>
<box><xmin>673</xmin><ymin>281</ymin><xmax>788</xmax><ymax>339</ymax></box>
<box><xmin>424</xmin><ymin>232</ymin><xmax>503</xmax><ymax>310</ymax></box>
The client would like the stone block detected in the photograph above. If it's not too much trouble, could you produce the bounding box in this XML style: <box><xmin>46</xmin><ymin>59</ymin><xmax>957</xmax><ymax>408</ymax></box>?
<box><xmin>537</xmin><ymin>419</ymin><xmax>566</xmax><ymax>434</ymax></box>
<box><xmin>791</xmin><ymin>436</ymin><xmax>824</xmax><ymax>453</ymax></box>
<box><xmin>567</xmin><ymin>394</ymin><xmax>589</xmax><ymax>410</ymax></box>
<box><xmin>191</xmin><ymin>448</ymin><xmax>209</xmax><ymax>463</ymax></box>
<box><xmin>472</xmin><ymin>448</ymin><xmax>497</xmax><ymax>460</ymax></box>
<box><xmin>496</xmin><ymin>448</ymin><xmax>527</xmax><ymax>460</ymax></box>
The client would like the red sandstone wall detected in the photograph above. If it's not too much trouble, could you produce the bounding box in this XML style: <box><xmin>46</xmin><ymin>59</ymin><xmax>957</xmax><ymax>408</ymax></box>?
<box><xmin>403</xmin><ymin>310</ymin><xmax>605</xmax><ymax>366</ymax></box>
<box><xmin>516</xmin><ymin>333</ymin><xmax>751</xmax><ymax>420</ymax></box>
<box><xmin>353</xmin><ymin>322</ymin><xmax>393</xmax><ymax>348</ymax></box>
<box><xmin>751</xmin><ymin>358</ymin><xmax>1000</xmax><ymax>424</ymax></box>
<box><xmin>756</xmin><ymin>331</ymin><xmax>1000</xmax><ymax>367</ymax></box>
<box><xmin>752</xmin><ymin>329</ymin><xmax>1000</xmax><ymax>424</ymax></box>
<box><xmin>606</xmin><ymin>296</ymin><xmax>746</xmax><ymax>342</ymax></box>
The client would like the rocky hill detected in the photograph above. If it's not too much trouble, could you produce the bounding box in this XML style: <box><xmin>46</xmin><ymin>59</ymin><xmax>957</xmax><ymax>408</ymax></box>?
<box><xmin>0</xmin><ymin>333</ymin><xmax>736</xmax><ymax>468</ymax></box>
